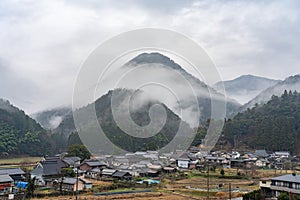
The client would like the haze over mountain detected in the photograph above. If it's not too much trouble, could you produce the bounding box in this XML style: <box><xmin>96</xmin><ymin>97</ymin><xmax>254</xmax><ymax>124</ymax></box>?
<box><xmin>31</xmin><ymin>107</ymin><xmax>71</xmax><ymax>130</ymax></box>
<box><xmin>114</xmin><ymin>52</ymin><xmax>241</xmax><ymax>125</ymax></box>
<box><xmin>241</xmin><ymin>74</ymin><xmax>300</xmax><ymax>111</ymax></box>
<box><xmin>213</xmin><ymin>75</ymin><xmax>280</xmax><ymax>104</ymax></box>
<box><xmin>55</xmin><ymin>88</ymin><xmax>193</xmax><ymax>154</ymax></box>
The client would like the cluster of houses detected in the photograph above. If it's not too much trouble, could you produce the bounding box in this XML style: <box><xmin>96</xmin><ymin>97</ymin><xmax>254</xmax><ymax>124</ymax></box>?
<box><xmin>0</xmin><ymin>148</ymin><xmax>298</xmax><ymax>197</ymax></box>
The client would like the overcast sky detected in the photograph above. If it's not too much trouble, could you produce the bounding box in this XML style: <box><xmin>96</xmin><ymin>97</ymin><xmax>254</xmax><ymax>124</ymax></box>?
<box><xmin>0</xmin><ymin>0</ymin><xmax>299</xmax><ymax>114</ymax></box>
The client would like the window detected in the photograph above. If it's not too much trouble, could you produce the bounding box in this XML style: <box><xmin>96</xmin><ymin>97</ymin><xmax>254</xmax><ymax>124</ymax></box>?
<box><xmin>276</xmin><ymin>181</ymin><xmax>282</xmax><ymax>186</ymax></box>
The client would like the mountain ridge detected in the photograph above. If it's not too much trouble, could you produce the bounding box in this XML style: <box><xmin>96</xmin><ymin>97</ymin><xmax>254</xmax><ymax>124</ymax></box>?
<box><xmin>124</xmin><ymin>52</ymin><xmax>240</xmax><ymax>123</ymax></box>
<box><xmin>55</xmin><ymin>88</ymin><xmax>192</xmax><ymax>153</ymax></box>
<box><xmin>241</xmin><ymin>74</ymin><xmax>300</xmax><ymax>111</ymax></box>
<box><xmin>0</xmin><ymin>99</ymin><xmax>55</xmax><ymax>156</ymax></box>
<box><xmin>213</xmin><ymin>74</ymin><xmax>281</xmax><ymax>104</ymax></box>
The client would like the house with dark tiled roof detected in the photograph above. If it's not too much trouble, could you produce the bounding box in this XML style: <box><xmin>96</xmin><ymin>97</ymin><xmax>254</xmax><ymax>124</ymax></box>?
<box><xmin>260</xmin><ymin>174</ymin><xmax>300</xmax><ymax>199</ymax></box>
<box><xmin>30</xmin><ymin>156</ymin><xmax>68</xmax><ymax>186</ymax></box>
<box><xmin>112</xmin><ymin>171</ymin><xmax>132</xmax><ymax>180</ymax></box>
<box><xmin>101</xmin><ymin>169</ymin><xmax>117</xmax><ymax>178</ymax></box>
<box><xmin>255</xmin><ymin>150</ymin><xmax>269</xmax><ymax>158</ymax></box>
<box><xmin>62</xmin><ymin>157</ymin><xmax>81</xmax><ymax>168</ymax></box>
<box><xmin>79</xmin><ymin>160</ymin><xmax>107</xmax><ymax>171</ymax></box>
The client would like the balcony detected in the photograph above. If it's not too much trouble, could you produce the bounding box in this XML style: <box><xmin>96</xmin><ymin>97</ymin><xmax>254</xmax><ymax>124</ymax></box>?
<box><xmin>270</xmin><ymin>185</ymin><xmax>300</xmax><ymax>194</ymax></box>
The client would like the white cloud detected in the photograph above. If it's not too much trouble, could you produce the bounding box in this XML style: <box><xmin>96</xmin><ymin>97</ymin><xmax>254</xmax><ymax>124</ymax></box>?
<box><xmin>0</xmin><ymin>0</ymin><xmax>299</xmax><ymax>113</ymax></box>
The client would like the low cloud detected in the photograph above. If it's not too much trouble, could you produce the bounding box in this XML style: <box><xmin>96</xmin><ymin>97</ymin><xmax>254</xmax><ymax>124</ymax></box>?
<box><xmin>0</xmin><ymin>0</ymin><xmax>299</xmax><ymax>113</ymax></box>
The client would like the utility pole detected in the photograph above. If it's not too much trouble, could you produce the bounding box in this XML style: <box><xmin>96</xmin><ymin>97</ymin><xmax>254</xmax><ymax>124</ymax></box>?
<box><xmin>229</xmin><ymin>183</ymin><xmax>232</xmax><ymax>200</ymax></box>
<box><xmin>207</xmin><ymin>163</ymin><xmax>210</xmax><ymax>200</ymax></box>
<box><xmin>75</xmin><ymin>166</ymin><xmax>79</xmax><ymax>200</ymax></box>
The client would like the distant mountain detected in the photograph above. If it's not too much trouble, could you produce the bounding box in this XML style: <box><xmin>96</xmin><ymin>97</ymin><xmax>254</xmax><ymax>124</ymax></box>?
<box><xmin>55</xmin><ymin>88</ymin><xmax>192</xmax><ymax>153</ymax></box>
<box><xmin>220</xmin><ymin>91</ymin><xmax>300</xmax><ymax>154</ymax></box>
<box><xmin>0</xmin><ymin>99</ymin><xmax>55</xmax><ymax>156</ymax></box>
<box><xmin>55</xmin><ymin>52</ymin><xmax>241</xmax><ymax>152</ymax></box>
<box><xmin>32</xmin><ymin>107</ymin><xmax>71</xmax><ymax>130</ymax></box>
<box><xmin>241</xmin><ymin>74</ymin><xmax>300</xmax><ymax>111</ymax></box>
<box><xmin>125</xmin><ymin>52</ymin><xmax>240</xmax><ymax>124</ymax></box>
<box><xmin>213</xmin><ymin>75</ymin><xmax>280</xmax><ymax>104</ymax></box>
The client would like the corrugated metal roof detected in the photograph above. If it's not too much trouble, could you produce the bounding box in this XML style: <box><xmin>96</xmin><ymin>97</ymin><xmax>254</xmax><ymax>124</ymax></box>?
<box><xmin>84</xmin><ymin>161</ymin><xmax>107</xmax><ymax>167</ymax></box>
<box><xmin>60</xmin><ymin>177</ymin><xmax>77</xmax><ymax>185</ymax></box>
<box><xmin>0</xmin><ymin>168</ymin><xmax>25</xmax><ymax>176</ymax></box>
<box><xmin>101</xmin><ymin>169</ymin><xmax>117</xmax><ymax>175</ymax></box>
<box><xmin>0</xmin><ymin>174</ymin><xmax>13</xmax><ymax>183</ymax></box>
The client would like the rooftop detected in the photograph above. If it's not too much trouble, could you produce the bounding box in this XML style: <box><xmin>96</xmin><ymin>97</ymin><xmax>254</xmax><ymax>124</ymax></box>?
<box><xmin>0</xmin><ymin>174</ymin><xmax>13</xmax><ymax>183</ymax></box>
<box><xmin>271</xmin><ymin>174</ymin><xmax>300</xmax><ymax>183</ymax></box>
<box><xmin>0</xmin><ymin>168</ymin><xmax>25</xmax><ymax>176</ymax></box>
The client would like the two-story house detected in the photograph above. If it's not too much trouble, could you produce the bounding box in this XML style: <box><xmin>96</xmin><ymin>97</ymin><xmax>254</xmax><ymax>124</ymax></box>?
<box><xmin>269</xmin><ymin>174</ymin><xmax>300</xmax><ymax>199</ymax></box>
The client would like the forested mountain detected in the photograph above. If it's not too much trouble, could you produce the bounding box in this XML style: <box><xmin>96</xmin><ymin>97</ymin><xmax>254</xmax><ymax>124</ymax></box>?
<box><xmin>0</xmin><ymin>99</ymin><xmax>55</xmax><ymax>156</ymax></box>
<box><xmin>31</xmin><ymin>107</ymin><xmax>71</xmax><ymax>130</ymax></box>
<box><xmin>241</xmin><ymin>74</ymin><xmax>300</xmax><ymax>111</ymax></box>
<box><xmin>213</xmin><ymin>75</ymin><xmax>280</xmax><ymax>104</ymax></box>
<box><xmin>55</xmin><ymin>88</ymin><xmax>192</xmax><ymax>152</ymax></box>
<box><xmin>125</xmin><ymin>53</ymin><xmax>240</xmax><ymax>124</ymax></box>
<box><xmin>219</xmin><ymin>90</ymin><xmax>300</xmax><ymax>154</ymax></box>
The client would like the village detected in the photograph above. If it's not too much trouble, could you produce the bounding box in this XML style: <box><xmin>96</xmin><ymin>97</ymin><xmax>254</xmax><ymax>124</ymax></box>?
<box><xmin>0</xmin><ymin>148</ymin><xmax>300</xmax><ymax>199</ymax></box>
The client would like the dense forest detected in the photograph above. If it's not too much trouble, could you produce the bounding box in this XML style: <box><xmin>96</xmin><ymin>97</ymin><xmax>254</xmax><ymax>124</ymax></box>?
<box><xmin>220</xmin><ymin>90</ymin><xmax>300</xmax><ymax>154</ymax></box>
<box><xmin>0</xmin><ymin>99</ymin><xmax>55</xmax><ymax>157</ymax></box>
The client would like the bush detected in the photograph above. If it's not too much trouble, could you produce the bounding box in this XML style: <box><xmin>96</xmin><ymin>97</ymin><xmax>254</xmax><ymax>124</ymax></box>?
<box><xmin>220</xmin><ymin>169</ymin><xmax>225</xmax><ymax>176</ymax></box>
<box><xmin>277</xmin><ymin>193</ymin><xmax>289</xmax><ymax>200</ymax></box>
<box><xmin>242</xmin><ymin>189</ymin><xmax>261</xmax><ymax>200</ymax></box>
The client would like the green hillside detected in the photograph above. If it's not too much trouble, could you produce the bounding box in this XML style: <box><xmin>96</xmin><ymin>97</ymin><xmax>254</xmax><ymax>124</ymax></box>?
<box><xmin>221</xmin><ymin>90</ymin><xmax>300</xmax><ymax>154</ymax></box>
<box><xmin>0</xmin><ymin>99</ymin><xmax>55</xmax><ymax>156</ymax></box>
<box><xmin>56</xmin><ymin>89</ymin><xmax>191</xmax><ymax>152</ymax></box>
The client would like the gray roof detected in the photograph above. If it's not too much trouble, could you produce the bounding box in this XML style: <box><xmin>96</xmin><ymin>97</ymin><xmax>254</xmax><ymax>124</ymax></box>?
<box><xmin>274</xmin><ymin>152</ymin><xmax>290</xmax><ymax>155</ymax></box>
<box><xmin>60</xmin><ymin>177</ymin><xmax>77</xmax><ymax>185</ymax></box>
<box><xmin>31</xmin><ymin>157</ymin><xmax>67</xmax><ymax>176</ymax></box>
<box><xmin>63</xmin><ymin>157</ymin><xmax>81</xmax><ymax>165</ymax></box>
<box><xmin>79</xmin><ymin>178</ymin><xmax>92</xmax><ymax>184</ymax></box>
<box><xmin>0</xmin><ymin>168</ymin><xmax>25</xmax><ymax>176</ymax></box>
<box><xmin>206</xmin><ymin>156</ymin><xmax>226</xmax><ymax>160</ymax></box>
<box><xmin>255</xmin><ymin>150</ymin><xmax>269</xmax><ymax>157</ymax></box>
<box><xmin>101</xmin><ymin>169</ymin><xmax>117</xmax><ymax>175</ymax></box>
<box><xmin>59</xmin><ymin>177</ymin><xmax>91</xmax><ymax>185</ymax></box>
<box><xmin>0</xmin><ymin>174</ymin><xmax>13</xmax><ymax>183</ymax></box>
<box><xmin>112</xmin><ymin>171</ymin><xmax>132</xmax><ymax>178</ymax></box>
<box><xmin>89</xmin><ymin>167</ymin><xmax>101</xmax><ymax>173</ymax></box>
<box><xmin>271</xmin><ymin>174</ymin><xmax>300</xmax><ymax>183</ymax></box>
<box><xmin>83</xmin><ymin>161</ymin><xmax>107</xmax><ymax>167</ymax></box>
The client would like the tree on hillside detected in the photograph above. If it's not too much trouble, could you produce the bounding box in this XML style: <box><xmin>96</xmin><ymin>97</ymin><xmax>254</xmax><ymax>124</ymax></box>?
<box><xmin>66</xmin><ymin>144</ymin><xmax>91</xmax><ymax>161</ymax></box>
